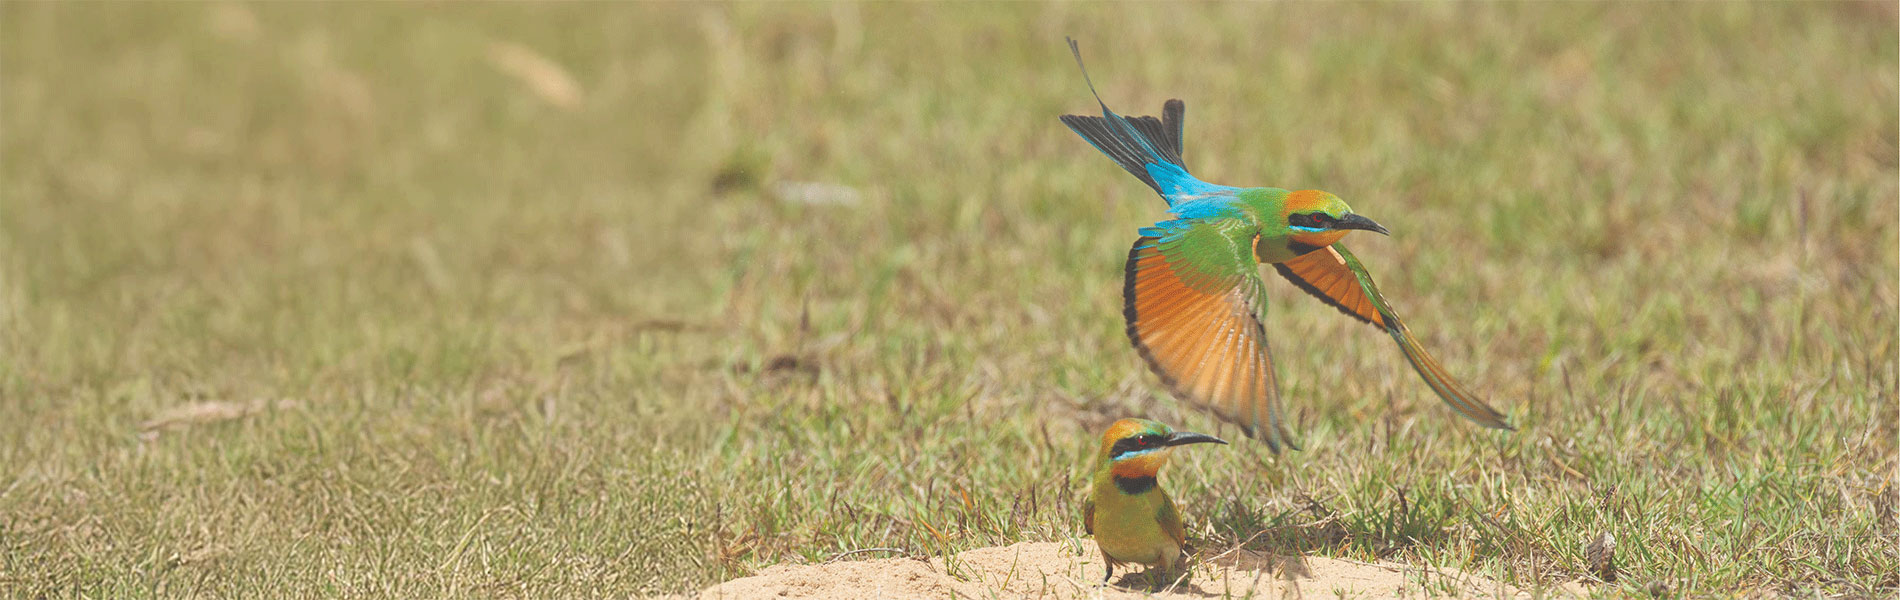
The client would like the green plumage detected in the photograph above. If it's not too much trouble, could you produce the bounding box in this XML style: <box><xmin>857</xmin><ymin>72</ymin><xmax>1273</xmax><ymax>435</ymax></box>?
<box><xmin>1065</xmin><ymin>53</ymin><xmax>1514</xmax><ymax>450</ymax></box>
<box><xmin>1084</xmin><ymin>419</ymin><xmax>1223</xmax><ymax>585</ymax></box>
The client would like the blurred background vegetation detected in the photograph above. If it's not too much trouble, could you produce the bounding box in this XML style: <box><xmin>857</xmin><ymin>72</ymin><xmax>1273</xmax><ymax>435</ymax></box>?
<box><xmin>2</xmin><ymin>3</ymin><xmax>1895</xmax><ymax>597</ymax></box>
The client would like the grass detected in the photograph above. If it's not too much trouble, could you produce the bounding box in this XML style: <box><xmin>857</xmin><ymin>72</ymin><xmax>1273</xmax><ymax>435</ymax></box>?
<box><xmin>2</xmin><ymin>3</ymin><xmax>1896</xmax><ymax>597</ymax></box>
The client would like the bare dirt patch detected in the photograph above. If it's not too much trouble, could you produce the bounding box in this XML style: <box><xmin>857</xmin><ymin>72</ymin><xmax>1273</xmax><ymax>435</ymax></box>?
<box><xmin>699</xmin><ymin>541</ymin><xmax>1588</xmax><ymax>599</ymax></box>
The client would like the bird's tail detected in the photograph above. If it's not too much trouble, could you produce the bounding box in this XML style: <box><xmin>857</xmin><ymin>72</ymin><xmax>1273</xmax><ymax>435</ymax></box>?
<box><xmin>1058</xmin><ymin>38</ymin><xmax>1190</xmax><ymax>200</ymax></box>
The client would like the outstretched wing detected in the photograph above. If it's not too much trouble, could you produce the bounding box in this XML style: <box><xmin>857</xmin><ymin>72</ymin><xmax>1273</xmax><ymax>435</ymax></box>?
<box><xmin>1272</xmin><ymin>245</ymin><xmax>1514</xmax><ymax>429</ymax></box>
<box><xmin>1272</xmin><ymin>247</ymin><xmax>1385</xmax><ymax>327</ymax></box>
<box><xmin>1124</xmin><ymin>218</ymin><xmax>1300</xmax><ymax>452</ymax></box>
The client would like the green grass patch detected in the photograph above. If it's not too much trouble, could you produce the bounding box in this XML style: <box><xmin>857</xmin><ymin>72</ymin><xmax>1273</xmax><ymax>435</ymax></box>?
<box><xmin>3</xmin><ymin>3</ymin><xmax>1896</xmax><ymax>597</ymax></box>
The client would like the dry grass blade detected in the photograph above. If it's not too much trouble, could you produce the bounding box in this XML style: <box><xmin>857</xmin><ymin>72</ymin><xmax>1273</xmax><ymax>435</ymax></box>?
<box><xmin>138</xmin><ymin>400</ymin><xmax>296</xmax><ymax>438</ymax></box>
<box><xmin>487</xmin><ymin>41</ymin><xmax>583</xmax><ymax>110</ymax></box>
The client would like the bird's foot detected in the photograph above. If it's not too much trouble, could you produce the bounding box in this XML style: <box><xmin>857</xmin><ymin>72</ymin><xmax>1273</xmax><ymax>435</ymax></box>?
<box><xmin>1136</xmin><ymin>566</ymin><xmax>1190</xmax><ymax>591</ymax></box>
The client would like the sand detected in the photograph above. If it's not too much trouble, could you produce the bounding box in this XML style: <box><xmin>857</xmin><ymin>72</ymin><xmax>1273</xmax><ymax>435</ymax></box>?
<box><xmin>698</xmin><ymin>540</ymin><xmax>1589</xmax><ymax>599</ymax></box>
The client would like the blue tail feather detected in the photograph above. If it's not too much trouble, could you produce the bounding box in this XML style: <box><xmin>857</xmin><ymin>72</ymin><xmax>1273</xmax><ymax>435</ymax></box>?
<box><xmin>1060</xmin><ymin>38</ymin><xmax>1232</xmax><ymax>204</ymax></box>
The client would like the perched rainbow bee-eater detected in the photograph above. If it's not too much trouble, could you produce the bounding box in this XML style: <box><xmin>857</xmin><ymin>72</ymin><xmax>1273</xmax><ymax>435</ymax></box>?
<box><xmin>1084</xmin><ymin>418</ymin><xmax>1226</xmax><ymax>583</ymax></box>
<box><xmin>1059</xmin><ymin>39</ymin><xmax>1514</xmax><ymax>452</ymax></box>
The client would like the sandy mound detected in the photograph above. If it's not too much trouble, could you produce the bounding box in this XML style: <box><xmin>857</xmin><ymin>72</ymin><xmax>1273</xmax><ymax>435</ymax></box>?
<box><xmin>699</xmin><ymin>540</ymin><xmax>1587</xmax><ymax>599</ymax></box>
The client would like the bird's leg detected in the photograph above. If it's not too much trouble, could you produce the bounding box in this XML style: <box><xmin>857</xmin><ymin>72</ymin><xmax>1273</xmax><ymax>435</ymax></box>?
<box><xmin>1102</xmin><ymin>561</ymin><xmax>1113</xmax><ymax>583</ymax></box>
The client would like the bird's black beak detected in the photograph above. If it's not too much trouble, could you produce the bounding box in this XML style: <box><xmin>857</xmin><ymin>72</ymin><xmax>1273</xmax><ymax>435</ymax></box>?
<box><xmin>1163</xmin><ymin>431</ymin><xmax>1228</xmax><ymax>447</ymax></box>
<box><xmin>1335</xmin><ymin>213</ymin><xmax>1390</xmax><ymax>236</ymax></box>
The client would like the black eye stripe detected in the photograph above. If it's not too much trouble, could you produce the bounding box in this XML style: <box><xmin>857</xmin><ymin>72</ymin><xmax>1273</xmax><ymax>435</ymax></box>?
<box><xmin>1110</xmin><ymin>434</ymin><xmax>1166</xmax><ymax>458</ymax></box>
<box><xmin>1293</xmin><ymin>213</ymin><xmax>1335</xmax><ymax>228</ymax></box>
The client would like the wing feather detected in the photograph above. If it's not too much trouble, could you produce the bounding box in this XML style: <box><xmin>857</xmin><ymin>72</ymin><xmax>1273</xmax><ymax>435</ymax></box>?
<box><xmin>1124</xmin><ymin>223</ymin><xmax>1301</xmax><ymax>452</ymax></box>
<box><xmin>1272</xmin><ymin>247</ymin><xmax>1385</xmax><ymax>327</ymax></box>
<box><xmin>1288</xmin><ymin>244</ymin><xmax>1514</xmax><ymax>430</ymax></box>
<box><xmin>1083</xmin><ymin>497</ymin><xmax>1095</xmax><ymax>535</ymax></box>
<box><xmin>1157</xmin><ymin>495</ymin><xmax>1186</xmax><ymax>550</ymax></box>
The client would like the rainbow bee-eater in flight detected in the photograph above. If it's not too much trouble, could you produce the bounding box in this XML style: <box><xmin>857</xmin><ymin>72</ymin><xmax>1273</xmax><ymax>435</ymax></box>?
<box><xmin>1084</xmin><ymin>418</ymin><xmax>1226</xmax><ymax>584</ymax></box>
<box><xmin>1059</xmin><ymin>39</ymin><xmax>1513</xmax><ymax>453</ymax></box>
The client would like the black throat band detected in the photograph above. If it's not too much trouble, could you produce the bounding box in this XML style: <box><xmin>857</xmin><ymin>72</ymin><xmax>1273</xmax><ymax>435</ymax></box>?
<box><xmin>1113</xmin><ymin>475</ymin><xmax>1157</xmax><ymax>495</ymax></box>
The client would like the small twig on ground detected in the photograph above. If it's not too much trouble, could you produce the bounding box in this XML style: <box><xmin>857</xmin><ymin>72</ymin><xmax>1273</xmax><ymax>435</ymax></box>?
<box><xmin>824</xmin><ymin>547</ymin><xmax>908</xmax><ymax>563</ymax></box>
<box><xmin>1330</xmin><ymin>556</ymin><xmax>1405</xmax><ymax>572</ymax></box>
